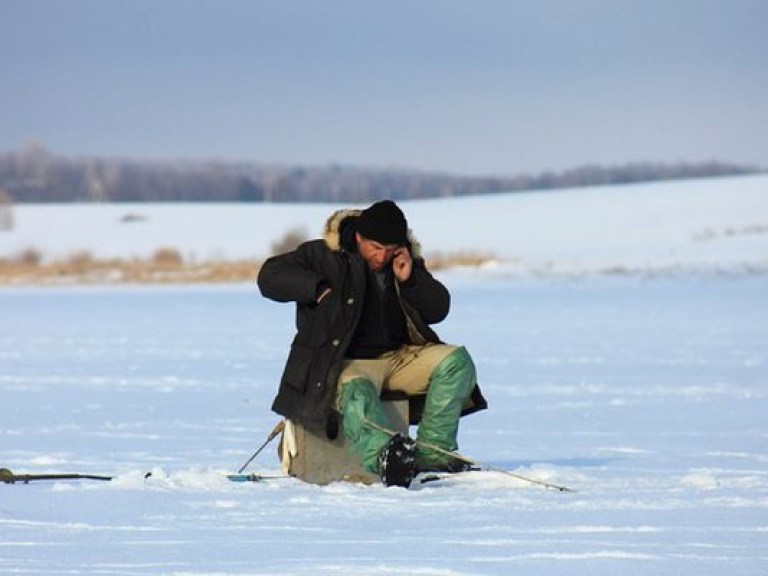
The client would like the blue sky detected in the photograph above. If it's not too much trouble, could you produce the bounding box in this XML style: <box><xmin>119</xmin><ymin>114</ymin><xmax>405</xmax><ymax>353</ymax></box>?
<box><xmin>1</xmin><ymin>0</ymin><xmax>766</xmax><ymax>176</ymax></box>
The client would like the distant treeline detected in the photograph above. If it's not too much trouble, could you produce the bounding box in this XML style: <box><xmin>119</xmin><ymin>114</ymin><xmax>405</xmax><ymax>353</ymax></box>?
<box><xmin>0</xmin><ymin>142</ymin><xmax>761</xmax><ymax>204</ymax></box>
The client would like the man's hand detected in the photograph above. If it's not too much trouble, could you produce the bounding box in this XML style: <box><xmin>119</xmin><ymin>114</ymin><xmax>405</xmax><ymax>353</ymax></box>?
<box><xmin>392</xmin><ymin>246</ymin><xmax>412</xmax><ymax>283</ymax></box>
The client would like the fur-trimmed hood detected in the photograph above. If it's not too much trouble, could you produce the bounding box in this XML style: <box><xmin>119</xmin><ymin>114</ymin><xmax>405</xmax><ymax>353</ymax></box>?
<box><xmin>322</xmin><ymin>208</ymin><xmax>422</xmax><ymax>257</ymax></box>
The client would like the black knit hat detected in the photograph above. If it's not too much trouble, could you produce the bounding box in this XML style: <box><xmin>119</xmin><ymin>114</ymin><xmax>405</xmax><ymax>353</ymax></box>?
<box><xmin>356</xmin><ymin>200</ymin><xmax>407</xmax><ymax>246</ymax></box>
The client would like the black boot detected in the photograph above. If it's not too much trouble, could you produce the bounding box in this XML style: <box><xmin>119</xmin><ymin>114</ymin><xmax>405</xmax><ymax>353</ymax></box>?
<box><xmin>378</xmin><ymin>434</ymin><xmax>417</xmax><ymax>488</ymax></box>
<box><xmin>422</xmin><ymin>458</ymin><xmax>475</xmax><ymax>474</ymax></box>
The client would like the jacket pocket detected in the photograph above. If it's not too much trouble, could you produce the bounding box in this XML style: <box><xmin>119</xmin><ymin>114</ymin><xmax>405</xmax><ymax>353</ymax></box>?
<box><xmin>279</xmin><ymin>344</ymin><xmax>315</xmax><ymax>394</ymax></box>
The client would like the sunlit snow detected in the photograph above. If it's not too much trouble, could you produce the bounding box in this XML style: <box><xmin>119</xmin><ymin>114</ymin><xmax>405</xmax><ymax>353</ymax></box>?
<box><xmin>1</xmin><ymin>175</ymin><xmax>767</xmax><ymax>575</ymax></box>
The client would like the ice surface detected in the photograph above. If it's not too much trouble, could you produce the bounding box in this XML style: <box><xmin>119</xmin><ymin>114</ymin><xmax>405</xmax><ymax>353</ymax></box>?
<box><xmin>1</xmin><ymin>277</ymin><xmax>767</xmax><ymax>575</ymax></box>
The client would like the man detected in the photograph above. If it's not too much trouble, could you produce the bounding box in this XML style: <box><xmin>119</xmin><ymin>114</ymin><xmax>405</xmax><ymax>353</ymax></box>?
<box><xmin>258</xmin><ymin>200</ymin><xmax>486</xmax><ymax>487</ymax></box>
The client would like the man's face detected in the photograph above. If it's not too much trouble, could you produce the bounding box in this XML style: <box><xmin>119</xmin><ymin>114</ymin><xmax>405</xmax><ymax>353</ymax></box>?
<box><xmin>355</xmin><ymin>232</ymin><xmax>400</xmax><ymax>272</ymax></box>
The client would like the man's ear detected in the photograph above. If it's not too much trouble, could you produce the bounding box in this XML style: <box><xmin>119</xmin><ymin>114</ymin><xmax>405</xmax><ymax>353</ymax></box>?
<box><xmin>355</xmin><ymin>232</ymin><xmax>363</xmax><ymax>243</ymax></box>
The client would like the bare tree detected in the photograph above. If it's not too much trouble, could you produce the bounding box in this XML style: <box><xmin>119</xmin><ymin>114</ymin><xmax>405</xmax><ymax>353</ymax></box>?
<box><xmin>270</xmin><ymin>227</ymin><xmax>308</xmax><ymax>255</ymax></box>
<box><xmin>0</xmin><ymin>142</ymin><xmax>761</xmax><ymax>204</ymax></box>
<box><xmin>0</xmin><ymin>188</ymin><xmax>13</xmax><ymax>231</ymax></box>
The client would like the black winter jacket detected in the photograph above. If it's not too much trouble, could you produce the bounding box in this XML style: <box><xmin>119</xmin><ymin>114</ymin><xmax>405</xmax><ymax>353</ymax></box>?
<box><xmin>258</xmin><ymin>208</ymin><xmax>486</xmax><ymax>430</ymax></box>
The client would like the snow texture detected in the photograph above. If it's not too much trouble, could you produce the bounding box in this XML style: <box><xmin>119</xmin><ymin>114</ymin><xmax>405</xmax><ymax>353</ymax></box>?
<box><xmin>2</xmin><ymin>173</ymin><xmax>767</xmax><ymax>276</ymax></box>
<box><xmin>1</xmin><ymin>175</ymin><xmax>768</xmax><ymax>575</ymax></box>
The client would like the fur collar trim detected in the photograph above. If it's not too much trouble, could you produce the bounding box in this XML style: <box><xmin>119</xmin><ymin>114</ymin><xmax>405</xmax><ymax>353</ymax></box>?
<box><xmin>323</xmin><ymin>208</ymin><xmax>421</xmax><ymax>257</ymax></box>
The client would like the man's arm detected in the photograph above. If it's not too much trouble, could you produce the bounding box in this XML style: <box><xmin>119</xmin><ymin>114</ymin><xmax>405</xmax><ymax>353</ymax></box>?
<box><xmin>257</xmin><ymin>240</ymin><xmax>328</xmax><ymax>304</ymax></box>
<box><xmin>397</xmin><ymin>256</ymin><xmax>450</xmax><ymax>324</ymax></box>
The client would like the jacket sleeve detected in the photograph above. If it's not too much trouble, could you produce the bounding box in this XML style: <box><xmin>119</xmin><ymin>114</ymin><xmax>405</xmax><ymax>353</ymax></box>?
<box><xmin>257</xmin><ymin>240</ymin><xmax>327</xmax><ymax>304</ymax></box>
<box><xmin>397</xmin><ymin>258</ymin><xmax>450</xmax><ymax>324</ymax></box>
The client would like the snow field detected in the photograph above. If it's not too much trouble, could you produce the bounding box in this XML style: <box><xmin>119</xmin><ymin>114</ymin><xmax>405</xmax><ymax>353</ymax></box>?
<box><xmin>1</xmin><ymin>174</ymin><xmax>767</xmax><ymax>574</ymax></box>
<box><xmin>1</xmin><ymin>276</ymin><xmax>767</xmax><ymax>575</ymax></box>
<box><xmin>2</xmin><ymin>173</ymin><xmax>767</xmax><ymax>276</ymax></box>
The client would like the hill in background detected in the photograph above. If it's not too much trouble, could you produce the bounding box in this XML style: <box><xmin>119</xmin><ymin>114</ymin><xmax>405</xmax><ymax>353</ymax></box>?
<box><xmin>2</xmin><ymin>172</ymin><xmax>766</xmax><ymax>286</ymax></box>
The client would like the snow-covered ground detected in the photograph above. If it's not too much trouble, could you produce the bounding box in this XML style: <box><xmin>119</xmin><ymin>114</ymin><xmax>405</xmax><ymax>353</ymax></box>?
<box><xmin>1</xmin><ymin>176</ymin><xmax>767</xmax><ymax>575</ymax></box>
<box><xmin>2</xmin><ymin>173</ymin><xmax>767</xmax><ymax>275</ymax></box>
<box><xmin>1</xmin><ymin>277</ymin><xmax>767</xmax><ymax>575</ymax></box>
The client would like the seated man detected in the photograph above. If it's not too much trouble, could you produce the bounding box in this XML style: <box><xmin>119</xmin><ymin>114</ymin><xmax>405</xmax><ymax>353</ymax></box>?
<box><xmin>258</xmin><ymin>200</ymin><xmax>486</xmax><ymax>487</ymax></box>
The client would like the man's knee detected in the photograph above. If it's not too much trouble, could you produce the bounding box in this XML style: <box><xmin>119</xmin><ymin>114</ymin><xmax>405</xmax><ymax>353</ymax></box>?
<box><xmin>431</xmin><ymin>346</ymin><xmax>476</xmax><ymax>395</ymax></box>
<box><xmin>339</xmin><ymin>377</ymin><xmax>378</xmax><ymax>409</ymax></box>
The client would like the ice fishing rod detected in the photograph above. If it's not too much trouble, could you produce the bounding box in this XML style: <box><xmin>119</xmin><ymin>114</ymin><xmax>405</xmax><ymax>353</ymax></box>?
<box><xmin>362</xmin><ymin>419</ymin><xmax>574</xmax><ymax>492</ymax></box>
<box><xmin>236</xmin><ymin>419</ymin><xmax>286</xmax><ymax>474</ymax></box>
<box><xmin>0</xmin><ymin>468</ymin><xmax>112</xmax><ymax>484</ymax></box>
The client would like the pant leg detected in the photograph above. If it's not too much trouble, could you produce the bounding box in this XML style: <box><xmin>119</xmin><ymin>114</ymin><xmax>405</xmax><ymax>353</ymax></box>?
<box><xmin>386</xmin><ymin>344</ymin><xmax>477</xmax><ymax>469</ymax></box>
<box><xmin>336</xmin><ymin>358</ymin><xmax>394</xmax><ymax>474</ymax></box>
<box><xmin>338</xmin><ymin>378</ymin><xmax>394</xmax><ymax>473</ymax></box>
<box><xmin>385</xmin><ymin>343</ymin><xmax>458</xmax><ymax>395</ymax></box>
